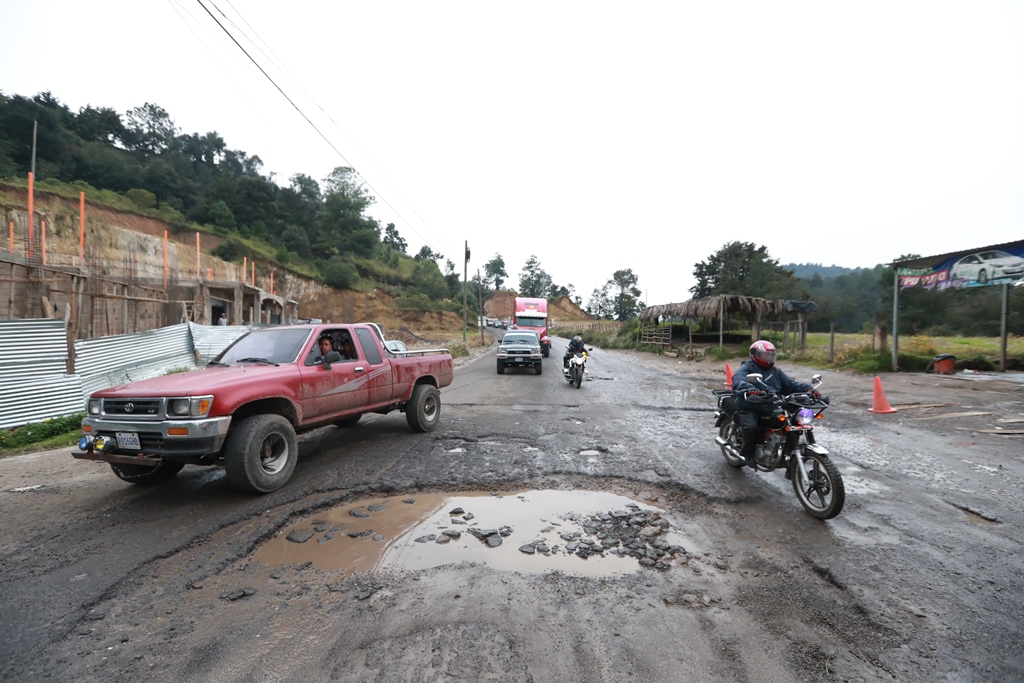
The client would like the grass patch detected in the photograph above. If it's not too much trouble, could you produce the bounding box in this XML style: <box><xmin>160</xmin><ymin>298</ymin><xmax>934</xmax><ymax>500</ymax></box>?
<box><xmin>0</xmin><ymin>413</ymin><xmax>84</xmax><ymax>457</ymax></box>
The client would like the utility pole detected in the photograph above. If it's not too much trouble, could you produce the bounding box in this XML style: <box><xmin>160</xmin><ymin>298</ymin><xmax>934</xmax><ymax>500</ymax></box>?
<box><xmin>462</xmin><ymin>241</ymin><xmax>469</xmax><ymax>344</ymax></box>
<box><xmin>477</xmin><ymin>269</ymin><xmax>484</xmax><ymax>346</ymax></box>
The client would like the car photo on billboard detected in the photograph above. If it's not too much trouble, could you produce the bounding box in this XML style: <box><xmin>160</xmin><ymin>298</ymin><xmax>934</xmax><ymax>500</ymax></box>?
<box><xmin>948</xmin><ymin>250</ymin><xmax>1024</xmax><ymax>286</ymax></box>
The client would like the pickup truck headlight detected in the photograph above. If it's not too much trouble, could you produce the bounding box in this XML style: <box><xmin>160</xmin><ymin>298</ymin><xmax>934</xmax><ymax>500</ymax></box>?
<box><xmin>167</xmin><ymin>396</ymin><xmax>214</xmax><ymax>418</ymax></box>
<box><xmin>88</xmin><ymin>399</ymin><xmax>101</xmax><ymax>415</ymax></box>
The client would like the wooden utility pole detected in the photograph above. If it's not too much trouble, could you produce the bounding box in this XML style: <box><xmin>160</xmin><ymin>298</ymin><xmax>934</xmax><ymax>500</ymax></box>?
<box><xmin>477</xmin><ymin>268</ymin><xmax>484</xmax><ymax>346</ymax></box>
<box><xmin>462</xmin><ymin>241</ymin><xmax>469</xmax><ymax>344</ymax></box>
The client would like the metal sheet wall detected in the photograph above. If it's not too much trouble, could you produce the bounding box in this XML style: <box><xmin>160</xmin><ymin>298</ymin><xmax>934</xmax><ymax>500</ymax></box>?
<box><xmin>0</xmin><ymin>319</ymin><xmax>84</xmax><ymax>429</ymax></box>
<box><xmin>75</xmin><ymin>324</ymin><xmax>198</xmax><ymax>398</ymax></box>
<box><xmin>0</xmin><ymin>321</ymin><xmax>257</xmax><ymax>430</ymax></box>
<box><xmin>189</xmin><ymin>322</ymin><xmax>253</xmax><ymax>366</ymax></box>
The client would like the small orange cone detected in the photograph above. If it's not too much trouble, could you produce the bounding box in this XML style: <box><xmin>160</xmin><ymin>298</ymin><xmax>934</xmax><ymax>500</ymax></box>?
<box><xmin>724</xmin><ymin>362</ymin><xmax>733</xmax><ymax>388</ymax></box>
<box><xmin>867</xmin><ymin>375</ymin><xmax>898</xmax><ymax>414</ymax></box>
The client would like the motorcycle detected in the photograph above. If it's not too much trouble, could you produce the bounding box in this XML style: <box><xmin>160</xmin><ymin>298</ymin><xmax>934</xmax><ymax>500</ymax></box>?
<box><xmin>712</xmin><ymin>372</ymin><xmax>845</xmax><ymax>519</ymax></box>
<box><xmin>563</xmin><ymin>349</ymin><xmax>590</xmax><ymax>388</ymax></box>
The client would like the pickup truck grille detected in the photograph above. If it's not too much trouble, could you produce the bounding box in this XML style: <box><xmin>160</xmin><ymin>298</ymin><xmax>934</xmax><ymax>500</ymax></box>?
<box><xmin>103</xmin><ymin>399</ymin><xmax>162</xmax><ymax>417</ymax></box>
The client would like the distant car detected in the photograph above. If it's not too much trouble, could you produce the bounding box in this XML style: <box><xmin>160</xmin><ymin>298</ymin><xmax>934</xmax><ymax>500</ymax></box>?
<box><xmin>949</xmin><ymin>250</ymin><xmax>1024</xmax><ymax>284</ymax></box>
<box><xmin>496</xmin><ymin>330</ymin><xmax>542</xmax><ymax>375</ymax></box>
<box><xmin>385</xmin><ymin>340</ymin><xmax>409</xmax><ymax>355</ymax></box>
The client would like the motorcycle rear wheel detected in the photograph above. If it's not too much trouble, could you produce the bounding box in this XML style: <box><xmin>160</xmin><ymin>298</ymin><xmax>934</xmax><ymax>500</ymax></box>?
<box><xmin>718</xmin><ymin>421</ymin><xmax>746</xmax><ymax>468</ymax></box>
<box><xmin>792</xmin><ymin>450</ymin><xmax>845</xmax><ymax>519</ymax></box>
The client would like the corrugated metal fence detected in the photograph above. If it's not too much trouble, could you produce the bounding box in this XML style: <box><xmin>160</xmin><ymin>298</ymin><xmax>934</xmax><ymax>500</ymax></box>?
<box><xmin>0</xmin><ymin>319</ymin><xmax>251</xmax><ymax>430</ymax></box>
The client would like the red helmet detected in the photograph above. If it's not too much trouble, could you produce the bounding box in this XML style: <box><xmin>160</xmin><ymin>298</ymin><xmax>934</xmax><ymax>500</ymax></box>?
<box><xmin>749</xmin><ymin>340</ymin><xmax>776</xmax><ymax>368</ymax></box>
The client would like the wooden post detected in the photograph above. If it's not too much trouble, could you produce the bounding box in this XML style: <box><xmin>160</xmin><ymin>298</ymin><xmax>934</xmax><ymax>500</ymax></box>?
<box><xmin>718</xmin><ymin>296</ymin><xmax>724</xmax><ymax>349</ymax></box>
<box><xmin>829</xmin><ymin>323</ymin><xmax>835</xmax><ymax>363</ymax></box>
<box><xmin>270</xmin><ymin>271</ymin><xmax>274</xmax><ymax>295</ymax></box>
<box><xmin>243</xmin><ymin>256</ymin><xmax>247</xmax><ymax>285</ymax></box>
<box><xmin>41</xmin><ymin>220</ymin><xmax>46</xmax><ymax>265</ymax></box>
<box><xmin>251</xmin><ymin>260</ymin><xmax>255</xmax><ymax>287</ymax></box>
<box><xmin>195</xmin><ymin>231</ymin><xmax>200</xmax><ymax>280</ymax></box>
<box><xmin>8</xmin><ymin>221</ymin><xmax>12</xmax><ymax>252</ymax></box>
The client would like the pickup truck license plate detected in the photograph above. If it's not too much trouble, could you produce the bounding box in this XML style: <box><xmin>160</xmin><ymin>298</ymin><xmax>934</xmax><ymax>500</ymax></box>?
<box><xmin>116</xmin><ymin>432</ymin><xmax>141</xmax><ymax>449</ymax></box>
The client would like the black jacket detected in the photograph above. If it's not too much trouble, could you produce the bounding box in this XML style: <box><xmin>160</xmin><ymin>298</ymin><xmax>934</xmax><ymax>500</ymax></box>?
<box><xmin>732</xmin><ymin>358</ymin><xmax>811</xmax><ymax>411</ymax></box>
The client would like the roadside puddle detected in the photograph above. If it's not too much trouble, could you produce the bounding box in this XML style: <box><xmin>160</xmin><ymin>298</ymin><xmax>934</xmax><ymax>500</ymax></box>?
<box><xmin>254</xmin><ymin>489</ymin><xmax>691</xmax><ymax>577</ymax></box>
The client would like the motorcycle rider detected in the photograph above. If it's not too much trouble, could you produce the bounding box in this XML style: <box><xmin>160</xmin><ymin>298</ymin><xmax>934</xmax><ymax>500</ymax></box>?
<box><xmin>563</xmin><ymin>334</ymin><xmax>586</xmax><ymax>373</ymax></box>
<box><xmin>732</xmin><ymin>340</ymin><xmax>818</xmax><ymax>471</ymax></box>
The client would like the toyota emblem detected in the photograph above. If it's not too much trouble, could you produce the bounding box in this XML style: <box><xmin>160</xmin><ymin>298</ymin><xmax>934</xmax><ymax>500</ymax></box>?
<box><xmin>125</xmin><ymin>403</ymin><xmax>135</xmax><ymax>413</ymax></box>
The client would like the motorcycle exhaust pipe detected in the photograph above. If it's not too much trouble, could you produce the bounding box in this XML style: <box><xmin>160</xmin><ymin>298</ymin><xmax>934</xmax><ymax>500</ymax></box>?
<box><xmin>714</xmin><ymin>435</ymin><xmax>740</xmax><ymax>460</ymax></box>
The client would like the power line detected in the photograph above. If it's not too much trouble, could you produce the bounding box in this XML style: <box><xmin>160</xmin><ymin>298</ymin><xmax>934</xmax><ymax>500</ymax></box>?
<box><xmin>195</xmin><ymin>0</ymin><xmax>447</xmax><ymax>253</ymax></box>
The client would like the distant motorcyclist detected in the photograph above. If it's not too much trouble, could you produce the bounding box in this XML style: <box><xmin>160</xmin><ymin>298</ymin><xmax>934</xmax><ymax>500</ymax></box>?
<box><xmin>564</xmin><ymin>334</ymin><xmax>586</xmax><ymax>372</ymax></box>
<box><xmin>732</xmin><ymin>340</ymin><xmax>817</xmax><ymax>471</ymax></box>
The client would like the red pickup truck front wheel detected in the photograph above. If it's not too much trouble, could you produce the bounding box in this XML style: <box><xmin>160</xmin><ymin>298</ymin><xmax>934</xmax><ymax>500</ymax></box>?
<box><xmin>224</xmin><ymin>415</ymin><xmax>298</xmax><ymax>493</ymax></box>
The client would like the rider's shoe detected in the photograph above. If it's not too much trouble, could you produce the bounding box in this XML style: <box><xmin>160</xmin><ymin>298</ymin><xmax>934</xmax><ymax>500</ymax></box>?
<box><xmin>744</xmin><ymin>455</ymin><xmax>757</xmax><ymax>471</ymax></box>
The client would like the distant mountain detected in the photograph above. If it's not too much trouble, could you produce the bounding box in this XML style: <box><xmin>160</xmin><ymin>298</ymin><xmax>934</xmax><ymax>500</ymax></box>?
<box><xmin>783</xmin><ymin>263</ymin><xmax>867</xmax><ymax>280</ymax></box>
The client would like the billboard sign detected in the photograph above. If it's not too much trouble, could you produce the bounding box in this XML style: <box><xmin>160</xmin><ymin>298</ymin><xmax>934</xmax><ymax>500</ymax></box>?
<box><xmin>898</xmin><ymin>245</ymin><xmax>1024</xmax><ymax>290</ymax></box>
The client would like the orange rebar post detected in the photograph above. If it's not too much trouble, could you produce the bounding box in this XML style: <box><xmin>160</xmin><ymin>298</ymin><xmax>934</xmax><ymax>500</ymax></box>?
<box><xmin>270</xmin><ymin>271</ymin><xmax>274</xmax><ymax>294</ymax></box>
<box><xmin>251</xmin><ymin>261</ymin><xmax>255</xmax><ymax>287</ymax></box>
<box><xmin>243</xmin><ymin>256</ymin><xmax>247</xmax><ymax>285</ymax></box>
<box><xmin>79</xmin><ymin>192</ymin><xmax>85</xmax><ymax>264</ymax></box>
<box><xmin>27</xmin><ymin>172</ymin><xmax>34</xmax><ymax>258</ymax></box>
<box><xmin>41</xmin><ymin>220</ymin><xmax>46</xmax><ymax>265</ymax></box>
<box><xmin>207</xmin><ymin>268</ymin><xmax>212</xmax><ymax>280</ymax></box>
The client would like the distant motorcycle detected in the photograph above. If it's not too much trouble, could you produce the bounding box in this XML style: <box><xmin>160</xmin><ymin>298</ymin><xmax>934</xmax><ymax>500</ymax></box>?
<box><xmin>712</xmin><ymin>372</ymin><xmax>845</xmax><ymax>519</ymax></box>
<box><xmin>563</xmin><ymin>349</ymin><xmax>590</xmax><ymax>388</ymax></box>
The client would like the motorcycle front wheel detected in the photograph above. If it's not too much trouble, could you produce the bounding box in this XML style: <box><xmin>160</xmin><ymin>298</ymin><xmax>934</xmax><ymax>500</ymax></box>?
<box><xmin>572</xmin><ymin>366</ymin><xmax>582</xmax><ymax>388</ymax></box>
<box><xmin>792</xmin><ymin>450</ymin><xmax>845</xmax><ymax>519</ymax></box>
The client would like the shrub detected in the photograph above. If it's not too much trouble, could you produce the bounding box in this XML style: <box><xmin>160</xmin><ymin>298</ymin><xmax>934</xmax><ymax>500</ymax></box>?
<box><xmin>0</xmin><ymin>413</ymin><xmax>85</xmax><ymax>451</ymax></box>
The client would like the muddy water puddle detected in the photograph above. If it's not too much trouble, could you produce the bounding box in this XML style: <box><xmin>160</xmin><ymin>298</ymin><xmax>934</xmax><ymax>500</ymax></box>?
<box><xmin>255</xmin><ymin>490</ymin><xmax>690</xmax><ymax>577</ymax></box>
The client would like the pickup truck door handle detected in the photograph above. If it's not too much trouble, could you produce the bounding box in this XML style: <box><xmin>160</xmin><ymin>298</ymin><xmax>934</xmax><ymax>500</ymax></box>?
<box><xmin>354</xmin><ymin>366</ymin><xmax>365</xmax><ymax>373</ymax></box>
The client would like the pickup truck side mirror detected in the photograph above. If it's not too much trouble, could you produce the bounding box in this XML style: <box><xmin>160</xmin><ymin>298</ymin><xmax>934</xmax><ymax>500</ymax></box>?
<box><xmin>320</xmin><ymin>350</ymin><xmax>342</xmax><ymax>370</ymax></box>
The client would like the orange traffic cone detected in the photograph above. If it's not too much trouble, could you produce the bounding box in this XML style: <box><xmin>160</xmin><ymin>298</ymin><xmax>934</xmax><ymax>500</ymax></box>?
<box><xmin>867</xmin><ymin>375</ymin><xmax>898</xmax><ymax>414</ymax></box>
<box><xmin>724</xmin><ymin>362</ymin><xmax>733</xmax><ymax>388</ymax></box>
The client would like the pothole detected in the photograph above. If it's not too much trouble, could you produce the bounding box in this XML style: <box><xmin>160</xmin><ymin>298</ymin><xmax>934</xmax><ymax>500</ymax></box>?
<box><xmin>254</xmin><ymin>489</ymin><xmax>693</xmax><ymax>577</ymax></box>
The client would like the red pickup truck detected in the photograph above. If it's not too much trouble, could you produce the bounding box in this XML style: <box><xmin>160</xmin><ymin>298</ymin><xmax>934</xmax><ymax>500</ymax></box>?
<box><xmin>72</xmin><ymin>323</ymin><xmax>453</xmax><ymax>493</ymax></box>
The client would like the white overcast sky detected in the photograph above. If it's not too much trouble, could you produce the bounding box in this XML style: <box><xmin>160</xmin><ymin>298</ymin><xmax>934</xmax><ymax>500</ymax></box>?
<box><xmin>3</xmin><ymin>1</ymin><xmax>1023</xmax><ymax>305</ymax></box>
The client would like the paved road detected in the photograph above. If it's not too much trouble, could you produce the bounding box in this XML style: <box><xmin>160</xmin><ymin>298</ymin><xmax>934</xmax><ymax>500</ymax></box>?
<box><xmin>1</xmin><ymin>340</ymin><xmax>1021</xmax><ymax>682</ymax></box>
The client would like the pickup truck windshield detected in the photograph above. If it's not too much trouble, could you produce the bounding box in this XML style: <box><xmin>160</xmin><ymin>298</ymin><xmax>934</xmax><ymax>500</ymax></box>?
<box><xmin>215</xmin><ymin>328</ymin><xmax>312</xmax><ymax>366</ymax></box>
<box><xmin>503</xmin><ymin>335</ymin><xmax>537</xmax><ymax>345</ymax></box>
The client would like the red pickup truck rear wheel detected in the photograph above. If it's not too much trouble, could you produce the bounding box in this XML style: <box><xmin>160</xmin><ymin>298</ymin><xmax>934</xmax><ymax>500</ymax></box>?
<box><xmin>224</xmin><ymin>414</ymin><xmax>298</xmax><ymax>493</ymax></box>
<box><xmin>406</xmin><ymin>384</ymin><xmax>440</xmax><ymax>432</ymax></box>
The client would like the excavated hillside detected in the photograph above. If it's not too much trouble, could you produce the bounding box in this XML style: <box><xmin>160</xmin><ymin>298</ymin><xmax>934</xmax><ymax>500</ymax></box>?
<box><xmin>1</xmin><ymin>187</ymin><xmax>466</xmax><ymax>337</ymax></box>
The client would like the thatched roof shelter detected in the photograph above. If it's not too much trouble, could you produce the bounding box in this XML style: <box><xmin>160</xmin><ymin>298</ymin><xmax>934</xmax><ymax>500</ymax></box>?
<box><xmin>640</xmin><ymin>295</ymin><xmax>788</xmax><ymax>323</ymax></box>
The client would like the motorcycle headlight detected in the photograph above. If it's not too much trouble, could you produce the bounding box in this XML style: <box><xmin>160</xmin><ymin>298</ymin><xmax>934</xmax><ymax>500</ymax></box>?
<box><xmin>797</xmin><ymin>408</ymin><xmax>814</xmax><ymax>426</ymax></box>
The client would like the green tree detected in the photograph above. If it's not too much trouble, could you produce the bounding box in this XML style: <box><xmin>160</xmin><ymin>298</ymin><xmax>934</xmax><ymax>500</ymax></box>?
<box><xmin>484</xmin><ymin>253</ymin><xmax>508</xmax><ymax>289</ymax></box>
<box><xmin>322</xmin><ymin>256</ymin><xmax>359</xmax><ymax>289</ymax></box>
<box><xmin>208</xmin><ymin>200</ymin><xmax>236</xmax><ymax>230</ymax></box>
<box><xmin>382</xmin><ymin>223</ymin><xmax>407</xmax><ymax>253</ymax></box>
<box><xmin>410</xmin><ymin>258</ymin><xmax>449</xmax><ymax>300</ymax></box>
<box><xmin>414</xmin><ymin>245</ymin><xmax>444</xmax><ymax>262</ymax></box>
<box><xmin>607</xmin><ymin>269</ymin><xmax>644</xmax><ymax>321</ymax></box>
<box><xmin>586</xmin><ymin>284</ymin><xmax>614</xmax><ymax>319</ymax></box>
<box><xmin>518</xmin><ymin>255</ymin><xmax>553</xmax><ymax>298</ymax></box>
<box><xmin>123</xmin><ymin>102</ymin><xmax>178</xmax><ymax>154</ymax></box>
<box><xmin>315</xmin><ymin>167</ymin><xmax>379</xmax><ymax>257</ymax></box>
<box><xmin>691</xmin><ymin>241</ymin><xmax>802</xmax><ymax>300</ymax></box>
